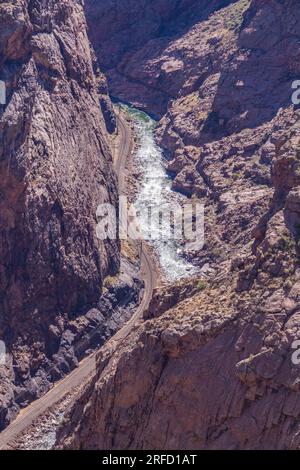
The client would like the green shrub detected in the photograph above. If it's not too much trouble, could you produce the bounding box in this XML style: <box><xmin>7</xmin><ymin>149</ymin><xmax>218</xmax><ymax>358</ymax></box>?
<box><xmin>197</xmin><ymin>280</ymin><xmax>208</xmax><ymax>291</ymax></box>
<box><xmin>223</xmin><ymin>0</ymin><xmax>251</xmax><ymax>31</ymax></box>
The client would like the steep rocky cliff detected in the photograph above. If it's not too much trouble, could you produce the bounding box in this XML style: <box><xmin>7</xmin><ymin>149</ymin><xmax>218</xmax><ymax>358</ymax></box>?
<box><xmin>85</xmin><ymin>0</ymin><xmax>234</xmax><ymax>116</ymax></box>
<box><xmin>56</xmin><ymin>0</ymin><xmax>300</xmax><ymax>449</ymax></box>
<box><xmin>0</xmin><ymin>0</ymin><xmax>123</xmax><ymax>429</ymax></box>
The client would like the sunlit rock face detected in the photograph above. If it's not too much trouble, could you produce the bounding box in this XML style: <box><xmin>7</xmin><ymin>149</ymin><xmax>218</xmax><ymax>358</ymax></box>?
<box><xmin>57</xmin><ymin>0</ymin><xmax>300</xmax><ymax>450</ymax></box>
<box><xmin>0</xmin><ymin>0</ymin><xmax>120</xmax><ymax>429</ymax></box>
<box><xmin>85</xmin><ymin>0</ymin><xmax>233</xmax><ymax>116</ymax></box>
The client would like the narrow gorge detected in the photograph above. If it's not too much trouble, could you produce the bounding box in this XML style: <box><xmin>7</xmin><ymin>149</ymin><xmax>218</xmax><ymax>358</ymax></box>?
<box><xmin>0</xmin><ymin>0</ymin><xmax>142</xmax><ymax>432</ymax></box>
<box><xmin>1</xmin><ymin>0</ymin><xmax>300</xmax><ymax>454</ymax></box>
<box><xmin>57</xmin><ymin>0</ymin><xmax>300</xmax><ymax>450</ymax></box>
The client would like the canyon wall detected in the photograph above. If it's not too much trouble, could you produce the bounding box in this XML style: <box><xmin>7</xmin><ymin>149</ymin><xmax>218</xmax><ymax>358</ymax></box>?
<box><xmin>0</xmin><ymin>0</ymin><xmax>122</xmax><ymax>429</ymax></box>
<box><xmin>85</xmin><ymin>0</ymin><xmax>234</xmax><ymax>116</ymax></box>
<box><xmin>57</xmin><ymin>0</ymin><xmax>300</xmax><ymax>449</ymax></box>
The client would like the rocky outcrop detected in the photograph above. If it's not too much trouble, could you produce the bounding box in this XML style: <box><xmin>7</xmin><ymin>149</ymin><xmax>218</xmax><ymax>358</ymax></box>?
<box><xmin>86</xmin><ymin>0</ymin><xmax>300</xmax><ymax>269</ymax></box>
<box><xmin>58</xmin><ymin>231</ymin><xmax>300</xmax><ymax>449</ymax></box>
<box><xmin>85</xmin><ymin>0</ymin><xmax>234</xmax><ymax>117</ymax></box>
<box><xmin>55</xmin><ymin>0</ymin><xmax>300</xmax><ymax>450</ymax></box>
<box><xmin>86</xmin><ymin>0</ymin><xmax>300</xmax><ymax>270</ymax></box>
<box><xmin>97</xmin><ymin>70</ymin><xmax>117</xmax><ymax>135</ymax></box>
<box><xmin>0</xmin><ymin>0</ymin><xmax>122</xmax><ymax>429</ymax></box>
<box><xmin>58</xmin><ymin>155</ymin><xmax>300</xmax><ymax>449</ymax></box>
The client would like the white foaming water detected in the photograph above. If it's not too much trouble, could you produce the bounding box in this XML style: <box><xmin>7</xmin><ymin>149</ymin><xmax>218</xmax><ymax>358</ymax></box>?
<box><xmin>123</xmin><ymin>105</ymin><xmax>198</xmax><ymax>282</ymax></box>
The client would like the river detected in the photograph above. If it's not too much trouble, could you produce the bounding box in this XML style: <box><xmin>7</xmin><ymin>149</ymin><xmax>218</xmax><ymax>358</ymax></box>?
<box><xmin>121</xmin><ymin>104</ymin><xmax>198</xmax><ymax>282</ymax></box>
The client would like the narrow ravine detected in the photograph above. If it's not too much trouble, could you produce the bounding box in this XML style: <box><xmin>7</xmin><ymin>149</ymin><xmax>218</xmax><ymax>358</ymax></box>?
<box><xmin>121</xmin><ymin>105</ymin><xmax>198</xmax><ymax>282</ymax></box>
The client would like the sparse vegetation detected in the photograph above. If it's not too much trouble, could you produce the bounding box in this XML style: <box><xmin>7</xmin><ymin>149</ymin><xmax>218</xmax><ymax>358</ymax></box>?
<box><xmin>104</xmin><ymin>275</ymin><xmax>119</xmax><ymax>289</ymax></box>
<box><xmin>197</xmin><ymin>280</ymin><xmax>208</xmax><ymax>291</ymax></box>
<box><xmin>278</xmin><ymin>235</ymin><xmax>294</xmax><ymax>253</ymax></box>
<box><xmin>222</xmin><ymin>0</ymin><xmax>251</xmax><ymax>32</ymax></box>
<box><xmin>232</xmin><ymin>172</ymin><xmax>243</xmax><ymax>181</ymax></box>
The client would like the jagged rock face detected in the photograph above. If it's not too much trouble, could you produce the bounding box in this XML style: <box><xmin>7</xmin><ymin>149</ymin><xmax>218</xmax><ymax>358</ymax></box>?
<box><xmin>85</xmin><ymin>0</ymin><xmax>233</xmax><ymax>116</ymax></box>
<box><xmin>0</xmin><ymin>0</ymin><xmax>120</xmax><ymax>428</ymax></box>
<box><xmin>57</xmin><ymin>0</ymin><xmax>300</xmax><ymax>450</ymax></box>
<box><xmin>85</xmin><ymin>0</ymin><xmax>232</xmax><ymax>70</ymax></box>
<box><xmin>59</xmin><ymin>191</ymin><xmax>300</xmax><ymax>450</ymax></box>
<box><xmin>58</xmin><ymin>272</ymin><xmax>300</xmax><ymax>450</ymax></box>
<box><xmin>97</xmin><ymin>72</ymin><xmax>117</xmax><ymax>134</ymax></box>
<box><xmin>87</xmin><ymin>0</ymin><xmax>300</xmax><ymax>270</ymax></box>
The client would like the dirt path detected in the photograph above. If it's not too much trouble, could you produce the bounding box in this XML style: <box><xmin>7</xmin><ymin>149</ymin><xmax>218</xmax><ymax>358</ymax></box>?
<box><xmin>0</xmin><ymin>112</ymin><xmax>157</xmax><ymax>450</ymax></box>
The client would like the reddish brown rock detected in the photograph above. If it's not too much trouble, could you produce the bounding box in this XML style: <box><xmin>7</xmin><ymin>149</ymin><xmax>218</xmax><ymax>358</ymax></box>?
<box><xmin>0</xmin><ymin>0</ymin><xmax>121</xmax><ymax>429</ymax></box>
<box><xmin>55</xmin><ymin>0</ymin><xmax>300</xmax><ymax>450</ymax></box>
<box><xmin>58</xmin><ymin>263</ymin><xmax>300</xmax><ymax>449</ymax></box>
<box><xmin>85</xmin><ymin>0</ymin><xmax>234</xmax><ymax>117</ymax></box>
